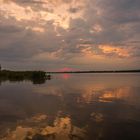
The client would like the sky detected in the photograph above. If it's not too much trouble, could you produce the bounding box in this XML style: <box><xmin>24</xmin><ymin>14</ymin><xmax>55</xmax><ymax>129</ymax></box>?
<box><xmin>0</xmin><ymin>0</ymin><xmax>140</xmax><ymax>71</ymax></box>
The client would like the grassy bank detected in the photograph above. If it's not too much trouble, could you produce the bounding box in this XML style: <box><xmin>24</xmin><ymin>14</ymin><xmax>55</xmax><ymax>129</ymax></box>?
<box><xmin>0</xmin><ymin>70</ymin><xmax>51</xmax><ymax>84</ymax></box>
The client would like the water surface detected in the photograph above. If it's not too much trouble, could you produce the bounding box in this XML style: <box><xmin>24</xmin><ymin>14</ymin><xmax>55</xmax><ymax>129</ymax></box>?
<box><xmin>0</xmin><ymin>73</ymin><xmax>140</xmax><ymax>140</ymax></box>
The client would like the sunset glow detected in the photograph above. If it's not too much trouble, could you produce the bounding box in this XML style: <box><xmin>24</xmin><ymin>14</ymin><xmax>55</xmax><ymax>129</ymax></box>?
<box><xmin>99</xmin><ymin>45</ymin><xmax>131</xmax><ymax>57</ymax></box>
<box><xmin>0</xmin><ymin>0</ymin><xmax>139</xmax><ymax>70</ymax></box>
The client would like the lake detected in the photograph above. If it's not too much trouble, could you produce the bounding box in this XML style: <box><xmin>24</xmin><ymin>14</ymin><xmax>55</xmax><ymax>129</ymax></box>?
<box><xmin>0</xmin><ymin>73</ymin><xmax>140</xmax><ymax>140</ymax></box>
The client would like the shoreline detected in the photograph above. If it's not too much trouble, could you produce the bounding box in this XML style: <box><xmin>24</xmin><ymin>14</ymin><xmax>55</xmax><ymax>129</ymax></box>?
<box><xmin>48</xmin><ymin>70</ymin><xmax>140</xmax><ymax>74</ymax></box>
<box><xmin>0</xmin><ymin>70</ymin><xmax>51</xmax><ymax>84</ymax></box>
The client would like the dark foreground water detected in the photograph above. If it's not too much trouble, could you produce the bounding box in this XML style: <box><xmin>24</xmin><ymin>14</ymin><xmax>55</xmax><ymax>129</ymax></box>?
<box><xmin>0</xmin><ymin>73</ymin><xmax>140</xmax><ymax>140</ymax></box>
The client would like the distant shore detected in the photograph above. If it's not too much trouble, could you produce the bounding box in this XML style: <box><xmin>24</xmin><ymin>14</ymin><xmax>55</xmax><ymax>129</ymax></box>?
<box><xmin>48</xmin><ymin>70</ymin><xmax>140</xmax><ymax>74</ymax></box>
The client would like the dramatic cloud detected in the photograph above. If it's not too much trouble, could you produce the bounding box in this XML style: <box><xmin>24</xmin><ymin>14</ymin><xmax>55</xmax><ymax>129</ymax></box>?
<box><xmin>0</xmin><ymin>0</ymin><xmax>140</xmax><ymax>70</ymax></box>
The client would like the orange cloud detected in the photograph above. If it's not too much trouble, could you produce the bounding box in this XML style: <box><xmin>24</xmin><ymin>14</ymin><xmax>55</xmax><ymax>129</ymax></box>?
<box><xmin>99</xmin><ymin>45</ymin><xmax>131</xmax><ymax>57</ymax></box>
<box><xmin>0</xmin><ymin>0</ymin><xmax>85</xmax><ymax>30</ymax></box>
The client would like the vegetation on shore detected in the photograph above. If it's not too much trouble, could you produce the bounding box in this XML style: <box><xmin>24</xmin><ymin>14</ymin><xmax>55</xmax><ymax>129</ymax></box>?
<box><xmin>48</xmin><ymin>69</ymin><xmax>140</xmax><ymax>74</ymax></box>
<box><xmin>0</xmin><ymin>70</ymin><xmax>51</xmax><ymax>84</ymax></box>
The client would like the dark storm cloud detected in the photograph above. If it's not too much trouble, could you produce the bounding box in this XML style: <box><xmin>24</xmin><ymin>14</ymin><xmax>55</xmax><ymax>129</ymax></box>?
<box><xmin>4</xmin><ymin>0</ymin><xmax>46</xmax><ymax>4</ymax></box>
<box><xmin>0</xmin><ymin>20</ymin><xmax>64</xmax><ymax>66</ymax></box>
<box><xmin>68</xmin><ymin>7</ymin><xmax>80</xmax><ymax>13</ymax></box>
<box><xmin>83</xmin><ymin>0</ymin><xmax>140</xmax><ymax>42</ymax></box>
<box><xmin>89</xmin><ymin>0</ymin><xmax>140</xmax><ymax>24</ymax></box>
<box><xmin>0</xmin><ymin>25</ymin><xmax>23</xmax><ymax>33</ymax></box>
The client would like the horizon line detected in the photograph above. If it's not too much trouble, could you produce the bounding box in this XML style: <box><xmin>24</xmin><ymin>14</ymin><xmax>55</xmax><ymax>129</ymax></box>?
<box><xmin>47</xmin><ymin>69</ymin><xmax>140</xmax><ymax>73</ymax></box>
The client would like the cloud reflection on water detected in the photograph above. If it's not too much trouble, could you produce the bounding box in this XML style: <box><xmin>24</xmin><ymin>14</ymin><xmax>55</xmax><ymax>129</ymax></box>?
<box><xmin>2</xmin><ymin>114</ymin><xmax>86</xmax><ymax>140</ymax></box>
<box><xmin>0</xmin><ymin>74</ymin><xmax>140</xmax><ymax>140</ymax></box>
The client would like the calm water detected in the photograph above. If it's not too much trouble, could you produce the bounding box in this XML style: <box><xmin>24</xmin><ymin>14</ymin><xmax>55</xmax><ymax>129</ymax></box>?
<box><xmin>0</xmin><ymin>73</ymin><xmax>140</xmax><ymax>140</ymax></box>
